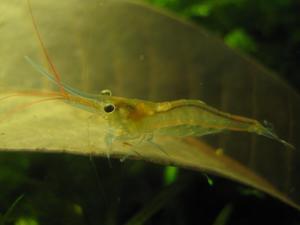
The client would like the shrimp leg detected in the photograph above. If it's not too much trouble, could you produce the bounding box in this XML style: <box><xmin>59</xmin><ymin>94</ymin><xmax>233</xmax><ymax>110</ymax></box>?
<box><xmin>118</xmin><ymin>133</ymin><xmax>169</xmax><ymax>162</ymax></box>
<box><xmin>104</xmin><ymin>133</ymin><xmax>115</xmax><ymax>160</ymax></box>
<box><xmin>142</xmin><ymin>134</ymin><xmax>169</xmax><ymax>157</ymax></box>
<box><xmin>105</xmin><ymin>133</ymin><xmax>140</xmax><ymax>162</ymax></box>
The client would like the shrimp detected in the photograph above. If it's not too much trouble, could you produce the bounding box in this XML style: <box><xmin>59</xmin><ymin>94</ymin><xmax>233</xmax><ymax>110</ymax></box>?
<box><xmin>25</xmin><ymin>56</ymin><xmax>295</xmax><ymax>151</ymax></box>
<box><xmin>17</xmin><ymin>0</ymin><xmax>296</xmax><ymax>158</ymax></box>
<box><xmin>84</xmin><ymin>95</ymin><xmax>295</xmax><ymax>151</ymax></box>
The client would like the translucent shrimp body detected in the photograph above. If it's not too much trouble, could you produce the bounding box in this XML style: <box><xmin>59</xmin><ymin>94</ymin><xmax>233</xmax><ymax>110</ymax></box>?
<box><xmin>100</xmin><ymin>96</ymin><xmax>295</xmax><ymax>149</ymax></box>
<box><xmin>25</xmin><ymin>57</ymin><xmax>294</xmax><ymax>150</ymax></box>
<box><xmin>24</xmin><ymin>0</ymin><xmax>294</xmax><ymax>152</ymax></box>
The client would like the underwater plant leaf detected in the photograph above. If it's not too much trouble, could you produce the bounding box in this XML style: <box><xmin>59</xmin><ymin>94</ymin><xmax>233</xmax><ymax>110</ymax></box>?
<box><xmin>212</xmin><ymin>203</ymin><xmax>233</xmax><ymax>225</ymax></box>
<box><xmin>124</xmin><ymin>182</ymin><xmax>184</xmax><ymax>225</ymax></box>
<box><xmin>0</xmin><ymin>194</ymin><xmax>24</xmax><ymax>225</ymax></box>
<box><xmin>0</xmin><ymin>0</ymin><xmax>299</xmax><ymax>211</ymax></box>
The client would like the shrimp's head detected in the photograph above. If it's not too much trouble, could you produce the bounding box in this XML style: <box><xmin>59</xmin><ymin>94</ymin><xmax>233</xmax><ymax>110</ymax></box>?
<box><xmin>98</xmin><ymin>96</ymin><xmax>156</xmax><ymax>128</ymax></box>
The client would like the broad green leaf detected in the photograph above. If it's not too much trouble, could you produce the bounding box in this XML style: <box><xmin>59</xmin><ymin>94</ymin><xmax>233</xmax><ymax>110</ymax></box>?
<box><xmin>0</xmin><ymin>0</ymin><xmax>299</xmax><ymax>211</ymax></box>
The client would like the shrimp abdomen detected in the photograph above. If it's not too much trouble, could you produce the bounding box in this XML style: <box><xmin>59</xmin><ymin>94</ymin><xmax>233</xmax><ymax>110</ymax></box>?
<box><xmin>138</xmin><ymin>99</ymin><xmax>294</xmax><ymax>149</ymax></box>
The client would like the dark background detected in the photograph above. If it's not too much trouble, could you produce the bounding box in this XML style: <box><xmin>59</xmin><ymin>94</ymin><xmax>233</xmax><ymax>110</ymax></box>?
<box><xmin>146</xmin><ymin>0</ymin><xmax>300</xmax><ymax>92</ymax></box>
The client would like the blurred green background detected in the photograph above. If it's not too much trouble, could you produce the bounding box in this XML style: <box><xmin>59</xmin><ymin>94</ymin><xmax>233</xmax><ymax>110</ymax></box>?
<box><xmin>1</xmin><ymin>0</ymin><xmax>300</xmax><ymax>225</ymax></box>
<box><xmin>146</xmin><ymin>0</ymin><xmax>300</xmax><ymax>91</ymax></box>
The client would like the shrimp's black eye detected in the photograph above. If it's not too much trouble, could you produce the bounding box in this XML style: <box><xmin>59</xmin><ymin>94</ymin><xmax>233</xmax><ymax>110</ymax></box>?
<box><xmin>104</xmin><ymin>104</ymin><xmax>115</xmax><ymax>113</ymax></box>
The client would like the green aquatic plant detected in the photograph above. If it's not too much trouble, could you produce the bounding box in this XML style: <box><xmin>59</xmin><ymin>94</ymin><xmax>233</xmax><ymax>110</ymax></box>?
<box><xmin>0</xmin><ymin>194</ymin><xmax>24</xmax><ymax>225</ymax></box>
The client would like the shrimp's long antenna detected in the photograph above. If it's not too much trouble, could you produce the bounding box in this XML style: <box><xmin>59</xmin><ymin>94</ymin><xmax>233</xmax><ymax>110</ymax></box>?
<box><xmin>25</xmin><ymin>56</ymin><xmax>99</xmax><ymax>99</ymax></box>
<box><xmin>0</xmin><ymin>96</ymin><xmax>65</xmax><ymax>123</ymax></box>
<box><xmin>26</xmin><ymin>0</ymin><xmax>65</xmax><ymax>95</ymax></box>
<box><xmin>0</xmin><ymin>90</ymin><xmax>66</xmax><ymax>104</ymax></box>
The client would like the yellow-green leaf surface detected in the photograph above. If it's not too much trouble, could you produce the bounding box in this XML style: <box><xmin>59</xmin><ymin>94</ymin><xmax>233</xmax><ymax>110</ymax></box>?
<box><xmin>0</xmin><ymin>0</ymin><xmax>299</xmax><ymax>210</ymax></box>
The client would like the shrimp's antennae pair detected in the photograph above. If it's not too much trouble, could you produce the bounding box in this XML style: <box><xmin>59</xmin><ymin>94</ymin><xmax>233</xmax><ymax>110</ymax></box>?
<box><xmin>0</xmin><ymin>1</ymin><xmax>71</xmax><ymax>122</ymax></box>
<box><xmin>26</xmin><ymin>0</ymin><xmax>65</xmax><ymax>95</ymax></box>
<box><xmin>25</xmin><ymin>56</ymin><xmax>99</xmax><ymax>99</ymax></box>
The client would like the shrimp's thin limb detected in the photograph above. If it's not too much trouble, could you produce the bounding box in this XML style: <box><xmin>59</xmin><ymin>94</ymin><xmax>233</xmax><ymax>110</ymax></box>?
<box><xmin>144</xmin><ymin>134</ymin><xmax>169</xmax><ymax>157</ymax></box>
<box><xmin>120</xmin><ymin>143</ymin><xmax>143</xmax><ymax>162</ymax></box>
<box><xmin>110</xmin><ymin>134</ymin><xmax>142</xmax><ymax>162</ymax></box>
<box><xmin>104</xmin><ymin>133</ymin><xmax>115</xmax><ymax>167</ymax></box>
<box><xmin>88</xmin><ymin>154</ymin><xmax>107</xmax><ymax>204</ymax></box>
<box><xmin>119</xmin><ymin>134</ymin><xmax>169</xmax><ymax>162</ymax></box>
<box><xmin>104</xmin><ymin>131</ymin><xmax>140</xmax><ymax>165</ymax></box>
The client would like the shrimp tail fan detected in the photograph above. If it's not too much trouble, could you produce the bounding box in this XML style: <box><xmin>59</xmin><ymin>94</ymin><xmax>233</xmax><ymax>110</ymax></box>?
<box><xmin>255</xmin><ymin>123</ymin><xmax>295</xmax><ymax>149</ymax></box>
